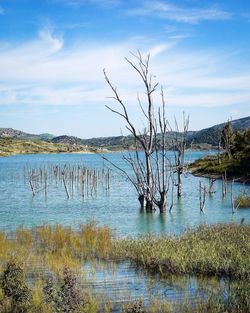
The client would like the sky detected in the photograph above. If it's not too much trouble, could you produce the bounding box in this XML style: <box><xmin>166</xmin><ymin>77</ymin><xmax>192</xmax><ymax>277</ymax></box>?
<box><xmin>0</xmin><ymin>0</ymin><xmax>249</xmax><ymax>138</ymax></box>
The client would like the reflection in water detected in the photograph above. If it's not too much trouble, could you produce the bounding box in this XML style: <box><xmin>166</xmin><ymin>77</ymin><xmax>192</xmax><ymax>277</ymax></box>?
<box><xmin>82</xmin><ymin>261</ymin><xmax>227</xmax><ymax>310</ymax></box>
<box><xmin>137</xmin><ymin>211</ymin><xmax>167</xmax><ymax>234</ymax></box>
<box><xmin>199</xmin><ymin>211</ymin><xmax>207</xmax><ymax>226</ymax></box>
<box><xmin>176</xmin><ymin>197</ymin><xmax>183</xmax><ymax>211</ymax></box>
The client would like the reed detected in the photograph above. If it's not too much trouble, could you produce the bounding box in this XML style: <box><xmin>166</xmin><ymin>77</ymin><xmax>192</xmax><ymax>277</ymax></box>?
<box><xmin>1</xmin><ymin>223</ymin><xmax>250</xmax><ymax>279</ymax></box>
<box><xmin>113</xmin><ymin>224</ymin><xmax>250</xmax><ymax>279</ymax></box>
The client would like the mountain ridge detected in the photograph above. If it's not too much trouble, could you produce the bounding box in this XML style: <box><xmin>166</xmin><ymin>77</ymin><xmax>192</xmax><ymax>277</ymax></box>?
<box><xmin>1</xmin><ymin>116</ymin><xmax>249</xmax><ymax>149</ymax></box>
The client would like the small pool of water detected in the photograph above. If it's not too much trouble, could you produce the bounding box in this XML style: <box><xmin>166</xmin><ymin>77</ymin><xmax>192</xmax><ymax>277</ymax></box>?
<box><xmin>81</xmin><ymin>261</ymin><xmax>227</xmax><ymax>312</ymax></box>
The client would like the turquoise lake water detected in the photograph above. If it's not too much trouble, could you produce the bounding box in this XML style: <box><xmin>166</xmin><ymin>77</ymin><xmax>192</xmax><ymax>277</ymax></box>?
<box><xmin>0</xmin><ymin>151</ymin><xmax>249</xmax><ymax>236</ymax></box>
<box><xmin>0</xmin><ymin>151</ymin><xmax>248</xmax><ymax>308</ymax></box>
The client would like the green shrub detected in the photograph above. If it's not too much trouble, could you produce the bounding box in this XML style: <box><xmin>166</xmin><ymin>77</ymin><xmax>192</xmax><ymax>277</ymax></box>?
<box><xmin>43</xmin><ymin>273</ymin><xmax>60</xmax><ymax>311</ymax></box>
<box><xmin>43</xmin><ymin>268</ymin><xmax>86</xmax><ymax>312</ymax></box>
<box><xmin>122</xmin><ymin>300</ymin><xmax>146</xmax><ymax>313</ymax></box>
<box><xmin>235</xmin><ymin>193</ymin><xmax>250</xmax><ymax>208</ymax></box>
<box><xmin>1</xmin><ymin>261</ymin><xmax>31</xmax><ymax>313</ymax></box>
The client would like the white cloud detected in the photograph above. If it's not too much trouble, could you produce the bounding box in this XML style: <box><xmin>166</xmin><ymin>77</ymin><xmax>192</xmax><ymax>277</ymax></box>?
<box><xmin>0</xmin><ymin>28</ymin><xmax>249</xmax><ymax>110</ymax></box>
<box><xmin>166</xmin><ymin>92</ymin><xmax>250</xmax><ymax>108</ymax></box>
<box><xmin>39</xmin><ymin>27</ymin><xmax>63</xmax><ymax>53</ymax></box>
<box><xmin>148</xmin><ymin>44</ymin><xmax>171</xmax><ymax>57</ymax></box>
<box><xmin>129</xmin><ymin>1</ymin><xmax>232</xmax><ymax>24</ymax></box>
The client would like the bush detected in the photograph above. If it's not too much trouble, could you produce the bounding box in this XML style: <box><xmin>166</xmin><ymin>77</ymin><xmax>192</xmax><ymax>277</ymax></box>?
<box><xmin>1</xmin><ymin>261</ymin><xmax>31</xmax><ymax>312</ymax></box>
<box><xmin>235</xmin><ymin>193</ymin><xmax>250</xmax><ymax>208</ymax></box>
<box><xmin>43</xmin><ymin>273</ymin><xmax>60</xmax><ymax>311</ymax></box>
<box><xmin>122</xmin><ymin>300</ymin><xmax>146</xmax><ymax>313</ymax></box>
<box><xmin>60</xmin><ymin>267</ymin><xmax>85</xmax><ymax>312</ymax></box>
<box><xmin>43</xmin><ymin>268</ymin><xmax>85</xmax><ymax>312</ymax></box>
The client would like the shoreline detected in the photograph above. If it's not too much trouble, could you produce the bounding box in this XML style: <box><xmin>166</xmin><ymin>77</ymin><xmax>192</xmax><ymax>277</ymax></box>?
<box><xmin>0</xmin><ymin>148</ymin><xmax>116</xmax><ymax>158</ymax></box>
<box><xmin>190</xmin><ymin>168</ymin><xmax>250</xmax><ymax>185</ymax></box>
<box><xmin>0</xmin><ymin>150</ymin><xmax>96</xmax><ymax>157</ymax></box>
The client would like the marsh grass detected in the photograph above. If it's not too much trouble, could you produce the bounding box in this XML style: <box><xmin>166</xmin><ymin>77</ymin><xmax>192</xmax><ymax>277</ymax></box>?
<box><xmin>0</xmin><ymin>222</ymin><xmax>249</xmax><ymax>312</ymax></box>
<box><xmin>235</xmin><ymin>193</ymin><xmax>250</xmax><ymax>208</ymax></box>
<box><xmin>115</xmin><ymin>224</ymin><xmax>250</xmax><ymax>280</ymax></box>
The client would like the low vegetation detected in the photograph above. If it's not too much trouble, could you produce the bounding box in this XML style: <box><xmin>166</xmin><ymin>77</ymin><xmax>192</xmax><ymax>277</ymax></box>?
<box><xmin>0</xmin><ymin>138</ymin><xmax>97</xmax><ymax>156</ymax></box>
<box><xmin>235</xmin><ymin>193</ymin><xmax>250</xmax><ymax>208</ymax></box>
<box><xmin>190</xmin><ymin>127</ymin><xmax>250</xmax><ymax>183</ymax></box>
<box><xmin>0</xmin><ymin>222</ymin><xmax>249</xmax><ymax>312</ymax></box>
<box><xmin>114</xmin><ymin>224</ymin><xmax>250</xmax><ymax>279</ymax></box>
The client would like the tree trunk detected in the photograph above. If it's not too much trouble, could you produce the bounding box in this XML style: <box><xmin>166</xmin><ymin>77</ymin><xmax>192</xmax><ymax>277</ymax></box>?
<box><xmin>146</xmin><ymin>200</ymin><xmax>153</xmax><ymax>211</ymax></box>
<box><xmin>138</xmin><ymin>194</ymin><xmax>146</xmax><ymax>209</ymax></box>
<box><xmin>145</xmin><ymin>152</ymin><xmax>154</xmax><ymax>211</ymax></box>
<box><xmin>158</xmin><ymin>191</ymin><xmax>167</xmax><ymax>213</ymax></box>
<box><xmin>177</xmin><ymin>167</ymin><xmax>182</xmax><ymax>197</ymax></box>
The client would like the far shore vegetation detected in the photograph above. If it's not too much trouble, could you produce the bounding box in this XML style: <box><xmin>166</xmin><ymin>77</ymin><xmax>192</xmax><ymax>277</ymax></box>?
<box><xmin>0</xmin><ymin>136</ymin><xmax>211</xmax><ymax>158</ymax></box>
<box><xmin>0</xmin><ymin>138</ymin><xmax>102</xmax><ymax>157</ymax></box>
<box><xmin>0</xmin><ymin>222</ymin><xmax>249</xmax><ymax>312</ymax></box>
<box><xmin>190</xmin><ymin>126</ymin><xmax>250</xmax><ymax>183</ymax></box>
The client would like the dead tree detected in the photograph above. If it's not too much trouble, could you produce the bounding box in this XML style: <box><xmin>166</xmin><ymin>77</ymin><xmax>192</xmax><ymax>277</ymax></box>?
<box><xmin>170</xmin><ymin>113</ymin><xmax>189</xmax><ymax>198</ymax></box>
<box><xmin>199</xmin><ymin>181</ymin><xmax>207</xmax><ymax>212</ymax></box>
<box><xmin>208</xmin><ymin>177</ymin><xmax>216</xmax><ymax>195</ymax></box>
<box><xmin>153</xmin><ymin>88</ymin><xmax>172</xmax><ymax>213</ymax></box>
<box><xmin>230</xmin><ymin>179</ymin><xmax>239</xmax><ymax>214</ymax></box>
<box><xmin>222</xmin><ymin>170</ymin><xmax>227</xmax><ymax>198</ymax></box>
<box><xmin>62</xmin><ymin>165</ymin><xmax>70</xmax><ymax>199</ymax></box>
<box><xmin>169</xmin><ymin>175</ymin><xmax>175</xmax><ymax>213</ymax></box>
<box><xmin>101</xmin><ymin>152</ymin><xmax>148</xmax><ymax>208</ymax></box>
<box><xmin>104</xmin><ymin>51</ymin><xmax>188</xmax><ymax>212</ymax></box>
<box><xmin>103</xmin><ymin>52</ymin><xmax>159</xmax><ymax>211</ymax></box>
<box><xmin>28</xmin><ymin>172</ymin><xmax>36</xmax><ymax>197</ymax></box>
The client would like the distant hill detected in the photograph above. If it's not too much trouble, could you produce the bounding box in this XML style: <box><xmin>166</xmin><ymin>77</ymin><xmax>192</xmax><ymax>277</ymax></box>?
<box><xmin>0</xmin><ymin>128</ymin><xmax>55</xmax><ymax>141</ymax></box>
<box><xmin>187</xmin><ymin>116</ymin><xmax>250</xmax><ymax>146</ymax></box>
<box><xmin>81</xmin><ymin>132</ymin><xmax>195</xmax><ymax>150</ymax></box>
<box><xmin>1</xmin><ymin>116</ymin><xmax>249</xmax><ymax>151</ymax></box>
<box><xmin>81</xmin><ymin>135</ymin><xmax>134</xmax><ymax>150</ymax></box>
<box><xmin>37</xmin><ymin>133</ymin><xmax>55</xmax><ymax>141</ymax></box>
<box><xmin>82</xmin><ymin>117</ymin><xmax>250</xmax><ymax>149</ymax></box>
<box><xmin>51</xmin><ymin>135</ymin><xmax>85</xmax><ymax>145</ymax></box>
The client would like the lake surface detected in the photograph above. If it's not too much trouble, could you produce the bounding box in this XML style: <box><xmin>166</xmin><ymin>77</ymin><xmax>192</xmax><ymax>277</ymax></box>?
<box><xmin>0</xmin><ymin>151</ymin><xmax>248</xmax><ymax>310</ymax></box>
<box><xmin>0</xmin><ymin>151</ymin><xmax>249</xmax><ymax>236</ymax></box>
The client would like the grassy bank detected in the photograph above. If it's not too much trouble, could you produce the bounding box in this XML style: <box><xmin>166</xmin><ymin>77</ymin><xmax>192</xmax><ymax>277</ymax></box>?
<box><xmin>0</xmin><ymin>223</ymin><xmax>249</xmax><ymax>312</ymax></box>
<box><xmin>190</xmin><ymin>154</ymin><xmax>250</xmax><ymax>183</ymax></box>
<box><xmin>0</xmin><ymin>138</ymin><xmax>98</xmax><ymax>157</ymax></box>
<box><xmin>190</xmin><ymin>127</ymin><xmax>250</xmax><ymax>183</ymax></box>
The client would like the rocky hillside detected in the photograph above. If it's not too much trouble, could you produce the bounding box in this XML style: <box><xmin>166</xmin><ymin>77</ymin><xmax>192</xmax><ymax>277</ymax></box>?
<box><xmin>51</xmin><ymin>135</ymin><xmax>85</xmax><ymax>145</ymax></box>
<box><xmin>0</xmin><ymin>128</ymin><xmax>54</xmax><ymax>141</ymax></box>
<box><xmin>187</xmin><ymin>116</ymin><xmax>250</xmax><ymax>146</ymax></box>
<box><xmin>1</xmin><ymin>116</ymin><xmax>249</xmax><ymax>151</ymax></box>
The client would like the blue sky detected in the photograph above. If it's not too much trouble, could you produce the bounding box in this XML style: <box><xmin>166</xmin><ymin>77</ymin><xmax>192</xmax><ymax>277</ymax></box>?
<box><xmin>0</xmin><ymin>0</ymin><xmax>249</xmax><ymax>138</ymax></box>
